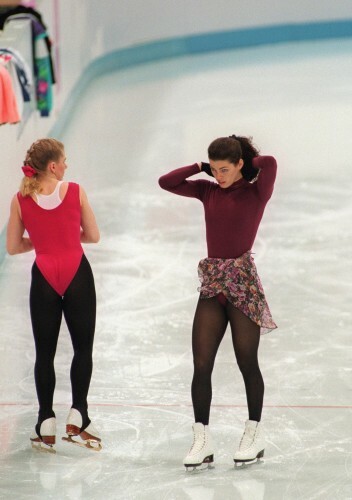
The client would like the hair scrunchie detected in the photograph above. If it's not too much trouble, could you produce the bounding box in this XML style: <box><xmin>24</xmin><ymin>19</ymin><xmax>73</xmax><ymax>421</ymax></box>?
<box><xmin>22</xmin><ymin>165</ymin><xmax>37</xmax><ymax>177</ymax></box>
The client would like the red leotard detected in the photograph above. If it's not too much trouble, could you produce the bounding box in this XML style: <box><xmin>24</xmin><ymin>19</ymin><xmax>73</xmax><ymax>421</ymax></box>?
<box><xmin>18</xmin><ymin>182</ymin><xmax>83</xmax><ymax>296</ymax></box>
<box><xmin>158</xmin><ymin>156</ymin><xmax>277</xmax><ymax>258</ymax></box>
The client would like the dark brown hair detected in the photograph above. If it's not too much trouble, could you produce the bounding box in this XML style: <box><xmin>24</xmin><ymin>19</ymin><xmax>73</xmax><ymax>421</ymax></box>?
<box><xmin>208</xmin><ymin>135</ymin><xmax>260</xmax><ymax>166</ymax></box>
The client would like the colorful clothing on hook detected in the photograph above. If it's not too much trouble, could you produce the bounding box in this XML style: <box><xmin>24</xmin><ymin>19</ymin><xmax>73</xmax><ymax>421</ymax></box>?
<box><xmin>0</xmin><ymin>63</ymin><xmax>20</xmax><ymax>124</ymax></box>
<box><xmin>1</xmin><ymin>7</ymin><xmax>55</xmax><ymax>116</ymax></box>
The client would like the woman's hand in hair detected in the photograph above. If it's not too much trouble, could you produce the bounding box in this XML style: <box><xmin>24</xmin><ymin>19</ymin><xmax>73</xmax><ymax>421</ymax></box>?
<box><xmin>200</xmin><ymin>162</ymin><xmax>213</xmax><ymax>177</ymax></box>
<box><xmin>241</xmin><ymin>162</ymin><xmax>260</xmax><ymax>183</ymax></box>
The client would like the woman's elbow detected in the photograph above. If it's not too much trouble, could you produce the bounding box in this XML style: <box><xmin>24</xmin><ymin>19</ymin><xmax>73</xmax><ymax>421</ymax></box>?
<box><xmin>158</xmin><ymin>176</ymin><xmax>169</xmax><ymax>189</ymax></box>
<box><xmin>84</xmin><ymin>230</ymin><xmax>100</xmax><ymax>243</ymax></box>
<box><xmin>6</xmin><ymin>243</ymin><xmax>18</xmax><ymax>255</ymax></box>
<box><xmin>92</xmin><ymin>227</ymin><xmax>100</xmax><ymax>243</ymax></box>
<box><xmin>92</xmin><ymin>232</ymin><xmax>100</xmax><ymax>243</ymax></box>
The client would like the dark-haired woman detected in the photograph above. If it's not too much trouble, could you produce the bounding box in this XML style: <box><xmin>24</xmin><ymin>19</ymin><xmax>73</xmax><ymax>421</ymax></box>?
<box><xmin>158</xmin><ymin>135</ymin><xmax>277</xmax><ymax>469</ymax></box>
<box><xmin>6</xmin><ymin>138</ymin><xmax>102</xmax><ymax>452</ymax></box>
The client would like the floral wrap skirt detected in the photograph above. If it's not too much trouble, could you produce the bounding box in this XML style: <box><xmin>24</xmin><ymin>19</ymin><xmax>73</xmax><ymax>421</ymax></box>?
<box><xmin>197</xmin><ymin>252</ymin><xmax>277</xmax><ymax>335</ymax></box>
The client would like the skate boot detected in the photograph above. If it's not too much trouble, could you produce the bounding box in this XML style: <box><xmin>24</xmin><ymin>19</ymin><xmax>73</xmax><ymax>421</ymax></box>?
<box><xmin>233</xmin><ymin>420</ymin><xmax>265</xmax><ymax>466</ymax></box>
<box><xmin>62</xmin><ymin>408</ymin><xmax>102</xmax><ymax>451</ymax></box>
<box><xmin>30</xmin><ymin>417</ymin><xmax>56</xmax><ymax>454</ymax></box>
<box><xmin>183</xmin><ymin>423</ymin><xmax>214</xmax><ymax>471</ymax></box>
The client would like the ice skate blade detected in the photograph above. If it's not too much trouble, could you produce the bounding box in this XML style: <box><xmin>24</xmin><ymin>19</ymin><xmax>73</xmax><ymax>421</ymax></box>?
<box><xmin>31</xmin><ymin>441</ymin><xmax>56</xmax><ymax>454</ymax></box>
<box><xmin>234</xmin><ymin>458</ymin><xmax>263</xmax><ymax>467</ymax></box>
<box><xmin>184</xmin><ymin>454</ymin><xmax>214</xmax><ymax>471</ymax></box>
<box><xmin>185</xmin><ymin>463</ymin><xmax>214</xmax><ymax>472</ymax></box>
<box><xmin>234</xmin><ymin>450</ymin><xmax>264</xmax><ymax>467</ymax></box>
<box><xmin>62</xmin><ymin>435</ymin><xmax>102</xmax><ymax>451</ymax></box>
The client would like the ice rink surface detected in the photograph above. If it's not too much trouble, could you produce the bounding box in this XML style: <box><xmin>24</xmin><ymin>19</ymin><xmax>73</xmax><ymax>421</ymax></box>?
<box><xmin>1</xmin><ymin>38</ymin><xmax>352</xmax><ymax>499</ymax></box>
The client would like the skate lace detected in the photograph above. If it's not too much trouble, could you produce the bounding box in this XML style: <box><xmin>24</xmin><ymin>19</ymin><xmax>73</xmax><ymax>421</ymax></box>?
<box><xmin>239</xmin><ymin>427</ymin><xmax>255</xmax><ymax>451</ymax></box>
<box><xmin>189</xmin><ymin>431</ymin><xmax>206</xmax><ymax>455</ymax></box>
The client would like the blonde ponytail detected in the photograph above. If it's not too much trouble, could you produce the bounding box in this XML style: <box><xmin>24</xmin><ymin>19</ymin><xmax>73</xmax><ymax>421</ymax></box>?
<box><xmin>20</xmin><ymin>175</ymin><xmax>41</xmax><ymax>197</ymax></box>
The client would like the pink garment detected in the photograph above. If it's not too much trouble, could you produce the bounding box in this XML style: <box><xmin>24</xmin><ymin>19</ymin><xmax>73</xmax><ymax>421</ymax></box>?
<box><xmin>0</xmin><ymin>64</ymin><xmax>20</xmax><ymax>124</ymax></box>
<box><xmin>18</xmin><ymin>183</ymin><xmax>84</xmax><ymax>296</ymax></box>
<box><xmin>0</xmin><ymin>53</ymin><xmax>24</xmax><ymax>118</ymax></box>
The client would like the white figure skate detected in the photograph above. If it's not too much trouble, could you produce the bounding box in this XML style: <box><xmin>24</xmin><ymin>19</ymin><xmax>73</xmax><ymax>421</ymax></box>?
<box><xmin>233</xmin><ymin>420</ymin><xmax>265</xmax><ymax>466</ymax></box>
<box><xmin>30</xmin><ymin>417</ymin><xmax>56</xmax><ymax>454</ymax></box>
<box><xmin>62</xmin><ymin>408</ymin><xmax>102</xmax><ymax>451</ymax></box>
<box><xmin>183</xmin><ymin>423</ymin><xmax>214</xmax><ymax>471</ymax></box>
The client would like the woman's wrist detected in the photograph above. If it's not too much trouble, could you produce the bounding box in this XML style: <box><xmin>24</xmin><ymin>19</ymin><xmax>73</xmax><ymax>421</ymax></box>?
<box><xmin>200</xmin><ymin>162</ymin><xmax>213</xmax><ymax>177</ymax></box>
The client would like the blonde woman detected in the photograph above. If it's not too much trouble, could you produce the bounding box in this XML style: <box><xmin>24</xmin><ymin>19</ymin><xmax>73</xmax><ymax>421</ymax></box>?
<box><xmin>7</xmin><ymin>138</ymin><xmax>101</xmax><ymax>452</ymax></box>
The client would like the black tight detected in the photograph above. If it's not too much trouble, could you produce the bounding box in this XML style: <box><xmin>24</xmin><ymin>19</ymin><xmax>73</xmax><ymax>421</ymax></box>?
<box><xmin>191</xmin><ymin>295</ymin><xmax>263</xmax><ymax>425</ymax></box>
<box><xmin>30</xmin><ymin>254</ymin><xmax>96</xmax><ymax>429</ymax></box>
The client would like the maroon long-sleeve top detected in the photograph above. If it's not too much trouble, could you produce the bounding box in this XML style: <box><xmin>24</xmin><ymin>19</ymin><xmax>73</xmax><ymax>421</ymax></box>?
<box><xmin>158</xmin><ymin>156</ymin><xmax>277</xmax><ymax>259</ymax></box>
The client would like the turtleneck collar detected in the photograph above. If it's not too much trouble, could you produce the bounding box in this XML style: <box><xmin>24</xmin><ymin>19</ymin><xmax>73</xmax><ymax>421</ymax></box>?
<box><xmin>220</xmin><ymin>177</ymin><xmax>247</xmax><ymax>192</ymax></box>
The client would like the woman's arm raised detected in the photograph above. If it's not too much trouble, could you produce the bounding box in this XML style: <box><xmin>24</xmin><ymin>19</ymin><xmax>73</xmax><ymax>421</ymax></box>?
<box><xmin>252</xmin><ymin>156</ymin><xmax>277</xmax><ymax>202</ymax></box>
<box><xmin>158</xmin><ymin>163</ymin><xmax>208</xmax><ymax>200</ymax></box>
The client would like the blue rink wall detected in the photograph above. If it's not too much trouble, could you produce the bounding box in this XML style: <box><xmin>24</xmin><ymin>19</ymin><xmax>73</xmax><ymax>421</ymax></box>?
<box><xmin>50</xmin><ymin>19</ymin><xmax>352</xmax><ymax>140</ymax></box>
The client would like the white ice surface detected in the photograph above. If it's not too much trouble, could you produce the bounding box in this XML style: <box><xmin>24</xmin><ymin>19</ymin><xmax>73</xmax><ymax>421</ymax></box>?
<box><xmin>0</xmin><ymin>39</ymin><xmax>352</xmax><ymax>499</ymax></box>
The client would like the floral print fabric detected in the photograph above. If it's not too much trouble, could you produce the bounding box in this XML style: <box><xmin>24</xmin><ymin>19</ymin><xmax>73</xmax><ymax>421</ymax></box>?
<box><xmin>197</xmin><ymin>252</ymin><xmax>277</xmax><ymax>335</ymax></box>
